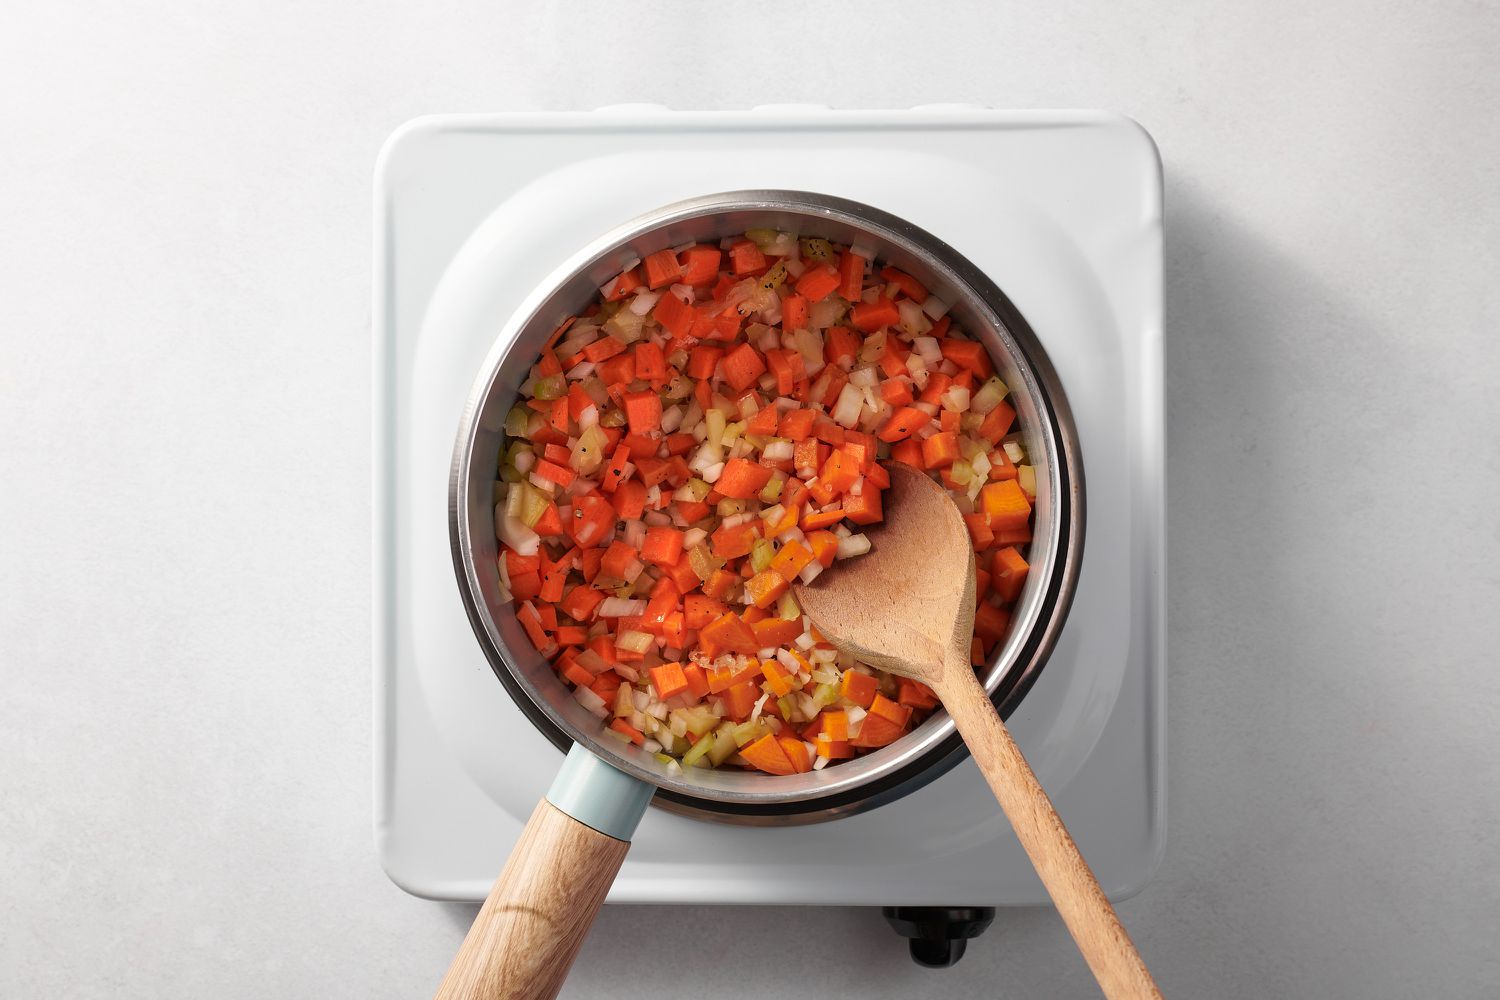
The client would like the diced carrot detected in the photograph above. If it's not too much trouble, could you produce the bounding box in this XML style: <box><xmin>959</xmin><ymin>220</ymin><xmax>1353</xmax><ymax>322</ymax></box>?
<box><xmin>880</xmin><ymin>378</ymin><xmax>914</xmax><ymax>407</ymax></box>
<box><xmin>964</xmin><ymin>512</ymin><xmax>995</xmax><ymax>550</ymax></box>
<box><xmin>728</xmin><ymin>240</ymin><xmax>767</xmax><ymax>275</ymax></box>
<box><xmin>769</xmin><ymin>540</ymin><xmax>815</xmax><ymax>580</ymax></box>
<box><xmin>745</xmin><ymin>403</ymin><xmax>780</xmax><ymax>436</ymax></box>
<box><xmin>978</xmin><ymin>480</ymin><xmax>1032</xmax><ymax>530</ymax></box>
<box><xmin>868</xmin><ymin>694</ymin><xmax>912</xmax><ymax>729</ymax></box>
<box><xmin>851</xmin><ymin>712</ymin><xmax>903</xmax><ymax>749</ymax></box>
<box><xmin>921</xmin><ymin>431</ymin><xmax>960</xmax><ymax>469</ymax></box>
<box><xmin>839</xmin><ymin>669</ymin><xmax>878</xmax><ymax>709</ymax></box>
<box><xmin>890</xmin><ymin>439</ymin><xmax>924</xmax><ymax>469</ymax></box>
<box><xmin>610</xmin><ymin>718</ymin><xmax>646</xmax><ymax>746</ymax></box>
<box><xmin>687</xmin><ymin>345</ymin><xmax>722</xmax><ymax>380</ymax></box>
<box><xmin>778</xmin><ymin>408</ymin><xmax>816</xmax><ymax>441</ymax></box>
<box><xmin>876</xmin><ymin>406</ymin><xmax>931</xmax><ymax>443</ymax></box>
<box><xmin>622</xmin><ymin>390</ymin><xmax>662</xmax><ymax>434</ymax></box>
<box><xmin>599</xmin><ymin>445</ymin><xmax>632</xmax><ymax>494</ymax></box>
<box><xmin>560</xmin><ymin>659</ymin><xmax>594</xmax><ymax>689</ymax></box>
<box><xmin>752</xmin><ymin>616</ymin><xmax>804</xmax><ymax>648</ymax></box>
<box><xmin>765</xmin><ymin>348</ymin><xmax>806</xmax><ymax>396</ymax></box>
<box><xmin>779</xmin><ymin>736</ymin><xmax>812</xmax><ymax>774</ymax></box>
<box><xmin>794</xmin><ymin>263</ymin><xmax>840</xmax><ymax>302</ymax></box>
<box><xmin>652</xmin><ymin>291</ymin><xmax>695</xmax><ymax>340</ymax></box>
<box><xmin>849</xmin><ymin>296</ymin><xmax>900</xmax><ymax>333</ymax></box>
<box><xmin>800</xmin><ymin>506</ymin><xmax>846</xmax><ymax>531</ymax></box>
<box><xmin>722</xmin><ymin>342</ymin><xmax>767</xmax><ymax>392</ymax></box>
<box><xmin>815</xmin><ymin>735</ymin><xmax>854</xmax><ymax>760</ymax></box>
<box><xmin>640</xmin><ymin>525</ymin><xmax>684</xmax><ymax>567</ymax></box>
<box><xmin>700</xmin><ymin>612</ymin><xmax>760</xmax><ymax>655</ymax></box>
<box><xmin>842</xmin><ymin>487</ymin><xmax>883</xmax><ymax>525</ymax></box>
<box><xmin>533</xmin><ymin>502</ymin><xmax>564</xmax><ymax>537</ymax></box>
<box><xmin>533</xmin><ymin>458</ymin><xmax>575</xmax><ymax>488</ymax></box>
<box><xmin>560</xmin><ymin>585</ymin><xmax>605</xmax><ymax>623</ymax></box>
<box><xmin>806</xmin><ymin>530</ymin><xmax>839</xmax><ymax>567</ymax></box>
<box><xmin>977</xmin><ymin>400</ymin><xmax>1016</xmax><ymax>444</ymax></box>
<box><xmin>742</xmin><ymin>733</ymin><xmax>795</xmax><ymax>775</ymax></box>
<box><xmin>704</xmin><ymin>568</ymin><xmax>739</xmax><ymax>601</ymax></box>
<box><xmin>822</xmin><ymin>710</ymin><xmax>849</xmax><ymax>741</ymax></box>
<box><xmin>761</xmin><ymin>658</ymin><xmax>796</xmax><ymax>697</ymax></box>
<box><xmin>720</xmin><ymin>681</ymin><xmax>760</xmax><ymax>722</ymax></box>
<box><xmin>679</xmin><ymin>245</ymin><xmax>722</xmax><ymax>285</ymax></box>
<box><xmin>991</xmin><ymin>546</ymin><xmax>1030</xmax><ymax>603</ymax></box>
<box><xmin>715</xmin><ymin>458</ymin><xmax>774</xmax><ymax>499</ymax></box>
<box><xmin>838</xmin><ymin>252</ymin><xmax>865</xmax><ymax>301</ymax></box>
<box><xmin>643</xmin><ymin>249</ymin><xmax>682</xmax><ymax>289</ymax></box>
<box><xmin>710</xmin><ymin>518</ymin><xmax>761</xmax><ymax>560</ymax></box>
<box><xmin>602</xmin><ymin>267</ymin><xmax>644</xmax><ymax>302</ymax></box>
<box><xmin>745</xmin><ymin>569</ymin><xmax>789</xmax><ymax>609</ymax></box>
<box><xmin>973</xmin><ymin>602</ymin><xmax>1011</xmax><ymax>645</ymax></box>
<box><xmin>582</xmin><ymin>335</ymin><xmax>626</xmax><ymax>364</ymax></box>
<box><xmin>940</xmin><ymin>338</ymin><xmax>992</xmax><ymax>377</ymax></box>
<box><xmin>650</xmin><ymin>663</ymin><xmax>690</xmax><ymax>700</ymax></box>
<box><xmin>823</xmin><ymin>326</ymin><xmax>861</xmax><ymax>366</ymax></box>
<box><xmin>610</xmin><ymin>480</ymin><xmax>647</xmax><ymax>521</ymax></box>
<box><xmin>781</xmin><ymin>293</ymin><xmax>809</xmax><ymax>331</ymax></box>
<box><xmin>879</xmin><ymin>266</ymin><xmax>928</xmax><ymax>303</ymax></box>
<box><xmin>681</xmin><ymin>664</ymin><xmax>711</xmax><ymax>702</ymax></box>
<box><xmin>820</xmin><ymin>449</ymin><xmax>860</xmax><ymax>493</ymax></box>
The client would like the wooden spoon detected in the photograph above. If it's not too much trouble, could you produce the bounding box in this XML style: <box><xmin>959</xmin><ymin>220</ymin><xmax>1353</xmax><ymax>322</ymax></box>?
<box><xmin>795</xmin><ymin>463</ymin><xmax>1163</xmax><ymax>1000</ymax></box>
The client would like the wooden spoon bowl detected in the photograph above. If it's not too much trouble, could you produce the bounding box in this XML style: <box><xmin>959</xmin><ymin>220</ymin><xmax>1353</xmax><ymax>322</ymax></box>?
<box><xmin>796</xmin><ymin>463</ymin><xmax>1163</xmax><ymax>1000</ymax></box>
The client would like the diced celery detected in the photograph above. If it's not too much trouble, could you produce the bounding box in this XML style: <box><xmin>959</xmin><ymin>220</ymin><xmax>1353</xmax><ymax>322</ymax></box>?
<box><xmin>777</xmin><ymin>695</ymin><xmax>797</xmax><ymax>721</ymax></box>
<box><xmin>813</xmin><ymin>682</ymin><xmax>840</xmax><ymax>708</ymax></box>
<box><xmin>745</xmin><ymin>228</ymin><xmax>780</xmax><ymax>249</ymax></box>
<box><xmin>949</xmin><ymin>459</ymin><xmax>972</xmax><ymax>486</ymax></box>
<box><xmin>532</xmin><ymin>374</ymin><xmax>566</xmax><ymax>401</ymax></box>
<box><xmin>777</xmin><ymin>591</ymin><xmax>801</xmax><ymax>621</ymax></box>
<box><xmin>722</xmin><ymin>420</ymin><xmax>745</xmax><ymax>448</ymax></box>
<box><xmin>708</xmin><ymin>724</ymin><xmax>739</xmax><ymax>766</ymax></box>
<box><xmin>758</xmin><ymin>472</ymin><xmax>785</xmax><ymax>503</ymax></box>
<box><xmin>599</xmin><ymin>407</ymin><xmax>627</xmax><ymax>429</ymax></box>
<box><xmin>716</xmin><ymin>498</ymin><xmax>747</xmax><ymax>517</ymax></box>
<box><xmin>683</xmin><ymin>477</ymin><xmax>712</xmax><ymax>502</ymax></box>
<box><xmin>970</xmin><ymin>376</ymin><xmax>1010</xmax><ymax>415</ymax></box>
<box><xmin>1018</xmin><ymin>464</ymin><xmax>1037</xmax><ymax>499</ymax></box>
<box><xmin>706</xmin><ymin>409</ymin><xmax>727</xmax><ymax>450</ymax></box>
<box><xmin>518</xmin><ymin>482</ymin><xmax>549</xmax><ymax>529</ymax></box>
<box><xmin>800</xmin><ymin>237</ymin><xmax>836</xmax><ymax>264</ymax></box>
<box><xmin>688</xmin><ymin>543</ymin><xmax>724</xmax><ymax>583</ymax></box>
<box><xmin>758</xmin><ymin>261</ymin><xmax>789</xmax><ymax>293</ymax></box>
<box><xmin>732</xmin><ymin>719</ymin><xmax>766</xmax><ymax>747</ymax></box>
<box><xmin>571</xmin><ymin>424</ymin><xmax>608</xmax><ymax>474</ymax></box>
<box><xmin>750</xmin><ymin>538</ymin><xmax>775</xmax><ymax>573</ymax></box>
<box><xmin>603</xmin><ymin>309</ymin><xmax>643</xmax><ymax>343</ymax></box>
<box><xmin>681</xmin><ymin>732</ymin><xmax>715</xmax><ymax>769</ymax></box>
<box><xmin>504</xmin><ymin>405</ymin><xmax>531</xmax><ymax>437</ymax></box>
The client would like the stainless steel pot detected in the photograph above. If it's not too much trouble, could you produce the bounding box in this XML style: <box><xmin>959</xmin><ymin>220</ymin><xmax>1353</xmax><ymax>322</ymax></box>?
<box><xmin>452</xmin><ymin>190</ymin><xmax>1083</xmax><ymax>824</ymax></box>
<box><xmin>438</xmin><ymin>191</ymin><xmax>1084</xmax><ymax>1000</ymax></box>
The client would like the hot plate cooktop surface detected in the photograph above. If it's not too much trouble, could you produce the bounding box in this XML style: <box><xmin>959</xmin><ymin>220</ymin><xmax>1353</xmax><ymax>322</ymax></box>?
<box><xmin>373</xmin><ymin>107</ymin><xmax>1164</xmax><ymax>904</ymax></box>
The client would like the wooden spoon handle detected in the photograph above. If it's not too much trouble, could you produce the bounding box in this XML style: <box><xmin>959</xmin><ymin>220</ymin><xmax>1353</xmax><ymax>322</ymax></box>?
<box><xmin>433</xmin><ymin>799</ymin><xmax>629</xmax><ymax>1000</ymax></box>
<box><xmin>936</xmin><ymin>657</ymin><xmax>1164</xmax><ymax>1000</ymax></box>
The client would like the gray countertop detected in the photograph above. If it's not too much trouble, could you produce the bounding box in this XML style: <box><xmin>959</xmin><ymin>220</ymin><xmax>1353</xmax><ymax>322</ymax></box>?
<box><xmin>3</xmin><ymin>1</ymin><xmax>1497</xmax><ymax>997</ymax></box>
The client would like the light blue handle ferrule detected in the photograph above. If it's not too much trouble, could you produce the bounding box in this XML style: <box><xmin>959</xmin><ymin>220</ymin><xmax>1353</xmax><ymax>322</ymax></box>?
<box><xmin>546</xmin><ymin>743</ymin><xmax>654</xmax><ymax>841</ymax></box>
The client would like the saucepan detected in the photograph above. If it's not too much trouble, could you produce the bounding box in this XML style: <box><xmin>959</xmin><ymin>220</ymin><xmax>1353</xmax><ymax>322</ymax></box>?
<box><xmin>440</xmin><ymin>191</ymin><xmax>1083</xmax><ymax>1000</ymax></box>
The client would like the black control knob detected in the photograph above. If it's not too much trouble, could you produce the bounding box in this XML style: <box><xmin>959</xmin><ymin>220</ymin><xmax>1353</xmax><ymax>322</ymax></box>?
<box><xmin>881</xmin><ymin>906</ymin><xmax>996</xmax><ymax>968</ymax></box>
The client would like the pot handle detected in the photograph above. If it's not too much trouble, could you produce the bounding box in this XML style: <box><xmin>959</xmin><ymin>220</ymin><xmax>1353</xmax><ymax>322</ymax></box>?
<box><xmin>433</xmin><ymin>744</ymin><xmax>654</xmax><ymax>1000</ymax></box>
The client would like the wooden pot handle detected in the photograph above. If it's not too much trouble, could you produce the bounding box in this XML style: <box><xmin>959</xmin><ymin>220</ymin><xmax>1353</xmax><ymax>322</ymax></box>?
<box><xmin>434</xmin><ymin>746</ymin><xmax>653</xmax><ymax>1000</ymax></box>
<box><xmin>936</xmin><ymin>656</ymin><xmax>1165</xmax><ymax>1000</ymax></box>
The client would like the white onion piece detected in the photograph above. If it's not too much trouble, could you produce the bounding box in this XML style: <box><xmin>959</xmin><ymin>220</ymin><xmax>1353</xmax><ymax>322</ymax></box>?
<box><xmin>920</xmin><ymin>294</ymin><xmax>951</xmax><ymax>320</ymax></box>
<box><xmin>495</xmin><ymin>509</ymin><xmax>540</xmax><ymax>556</ymax></box>
<box><xmin>629</xmin><ymin>290</ymin><xmax>662</xmax><ymax>316</ymax></box>
<box><xmin>598</xmin><ymin>597</ymin><xmax>647</xmax><ymax>618</ymax></box>
<box><xmin>574</xmin><ymin>686</ymin><xmax>609</xmax><ymax>718</ymax></box>
<box><xmin>762</xmin><ymin>440</ymin><xmax>794</xmax><ymax>462</ymax></box>
<box><xmin>831</xmin><ymin>382</ymin><xmax>864</xmax><ymax>428</ymax></box>
<box><xmin>836</xmin><ymin>534</ymin><xmax>871</xmax><ymax>559</ymax></box>
<box><xmin>683</xmin><ymin>527</ymin><xmax>708</xmax><ymax>550</ymax></box>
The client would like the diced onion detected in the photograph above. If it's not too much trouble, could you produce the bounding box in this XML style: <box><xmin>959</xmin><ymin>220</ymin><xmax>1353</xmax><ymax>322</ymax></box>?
<box><xmin>762</xmin><ymin>440</ymin><xmax>794</xmax><ymax>462</ymax></box>
<box><xmin>598</xmin><ymin>597</ymin><xmax>647</xmax><ymax>618</ymax></box>
<box><xmin>629</xmin><ymin>290</ymin><xmax>662</xmax><ymax>316</ymax></box>
<box><xmin>836</xmin><ymin>534</ymin><xmax>871</xmax><ymax>559</ymax></box>
<box><xmin>920</xmin><ymin>294</ymin><xmax>951</xmax><ymax>320</ymax></box>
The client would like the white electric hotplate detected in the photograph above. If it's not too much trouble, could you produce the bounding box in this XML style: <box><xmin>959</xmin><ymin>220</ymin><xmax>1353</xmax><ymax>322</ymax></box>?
<box><xmin>373</xmin><ymin>107</ymin><xmax>1164</xmax><ymax>905</ymax></box>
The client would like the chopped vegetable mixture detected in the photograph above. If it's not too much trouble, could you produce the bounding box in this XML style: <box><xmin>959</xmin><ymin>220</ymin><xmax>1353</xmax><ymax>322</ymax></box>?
<box><xmin>495</xmin><ymin>228</ymin><xmax>1038</xmax><ymax>775</ymax></box>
